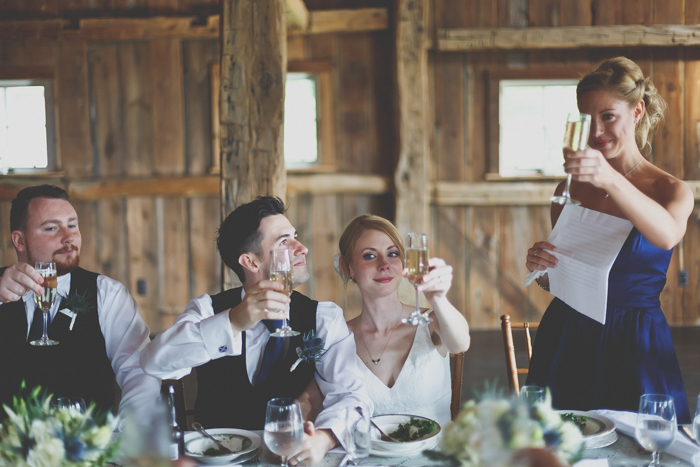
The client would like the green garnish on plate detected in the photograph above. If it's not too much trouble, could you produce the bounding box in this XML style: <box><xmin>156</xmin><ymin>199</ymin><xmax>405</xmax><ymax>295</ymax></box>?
<box><xmin>561</xmin><ymin>412</ymin><xmax>589</xmax><ymax>433</ymax></box>
<box><xmin>388</xmin><ymin>417</ymin><xmax>436</xmax><ymax>442</ymax></box>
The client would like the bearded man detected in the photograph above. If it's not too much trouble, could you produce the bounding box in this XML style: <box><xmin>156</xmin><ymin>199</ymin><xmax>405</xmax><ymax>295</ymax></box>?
<box><xmin>0</xmin><ymin>185</ymin><xmax>160</xmax><ymax>420</ymax></box>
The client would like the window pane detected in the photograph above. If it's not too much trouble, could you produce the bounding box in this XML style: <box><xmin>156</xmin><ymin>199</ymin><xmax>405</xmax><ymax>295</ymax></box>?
<box><xmin>284</xmin><ymin>74</ymin><xmax>318</xmax><ymax>166</ymax></box>
<box><xmin>0</xmin><ymin>85</ymin><xmax>48</xmax><ymax>170</ymax></box>
<box><xmin>499</xmin><ymin>80</ymin><xmax>578</xmax><ymax>177</ymax></box>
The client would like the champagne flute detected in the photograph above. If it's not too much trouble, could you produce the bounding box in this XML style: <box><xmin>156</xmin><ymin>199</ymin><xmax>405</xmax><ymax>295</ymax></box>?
<box><xmin>31</xmin><ymin>261</ymin><xmax>58</xmax><ymax>346</ymax></box>
<box><xmin>268</xmin><ymin>248</ymin><xmax>299</xmax><ymax>337</ymax></box>
<box><xmin>635</xmin><ymin>394</ymin><xmax>677</xmax><ymax>467</ymax></box>
<box><xmin>264</xmin><ymin>398</ymin><xmax>304</xmax><ymax>467</ymax></box>
<box><xmin>550</xmin><ymin>112</ymin><xmax>591</xmax><ymax>206</ymax></box>
<box><xmin>402</xmin><ymin>232</ymin><xmax>432</xmax><ymax>326</ymax></box>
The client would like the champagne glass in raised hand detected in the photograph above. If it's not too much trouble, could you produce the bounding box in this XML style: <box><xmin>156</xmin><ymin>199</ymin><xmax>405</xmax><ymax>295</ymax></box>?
<box><xmin>31</xmin><ymin>261</ymin><xmax>58</xmax><ymax>346</ymax></box>
<box><xmin>269</xmin><ymin>248</ymin><xmax>299</xmax><ymax>337</ymax></box>
<box><xmin>402</xmin><ymin>233</ymin><xmax>432</xmax><ymax>326</ymax></box>
<box><xmin>550</xmin><ymin>112</ymin><xmax>591</xmax><ymax>206</ymax></box>
<box><xmin>635</xmin><ymin>394</ymin><xmax>677</xmax><ymax>467</ymax></box>
<box><xmin>264</xmin><ymin>398</ymin><xmax>304</xmax><ymax>467</ymax></box>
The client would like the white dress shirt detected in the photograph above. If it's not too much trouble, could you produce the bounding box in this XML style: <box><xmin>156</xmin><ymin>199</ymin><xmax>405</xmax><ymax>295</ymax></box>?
<box><xmin>141</xmin><ymin>288</ymin><xmax>373</xmax><ymax>444</ymax></box>
<box><xmin>20</xmin><ymin>273</ymin><xmax>161</xmax><ymax>425</ymax></box>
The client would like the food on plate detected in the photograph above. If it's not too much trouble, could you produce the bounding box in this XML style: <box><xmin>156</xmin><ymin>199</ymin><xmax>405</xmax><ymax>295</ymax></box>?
<box><xmin>388</xmin><ymin>417</ymin><xmax>436</xmax><ymax>442</ymax></box>
<box><xmin>561</xmin><ymin>413</ymin><xmax>588</xmax><ymax>433</ymax></box>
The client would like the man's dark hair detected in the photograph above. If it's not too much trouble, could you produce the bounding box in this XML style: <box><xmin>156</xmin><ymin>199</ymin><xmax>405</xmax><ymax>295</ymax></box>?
<box><xmin>10</xmin><ymin>185</ymin><xmax>70</xmax><ymax>233</ymax></box>
<box><xmin>217</xmin><ymin>196</ymin><xmax>287</xmax><ymax>283</ymax></box>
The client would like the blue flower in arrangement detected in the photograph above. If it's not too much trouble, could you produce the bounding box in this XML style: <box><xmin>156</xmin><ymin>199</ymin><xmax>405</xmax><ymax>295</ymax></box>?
<box><xmin>290</xmin><ymin>331</ymin><xmax>326</xmax><ymax>372</ymax></box>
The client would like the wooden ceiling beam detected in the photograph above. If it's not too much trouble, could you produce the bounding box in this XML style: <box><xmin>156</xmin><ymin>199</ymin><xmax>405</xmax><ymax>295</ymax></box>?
<box><xmin>438</xmin><ymin>24</ymin><xmax>700</xmax><ymax>51</ymax></box>
<box><xmin>0</xmin><ymin>8</ymin><xmax>388</xmax><ymax>40</ymax></box>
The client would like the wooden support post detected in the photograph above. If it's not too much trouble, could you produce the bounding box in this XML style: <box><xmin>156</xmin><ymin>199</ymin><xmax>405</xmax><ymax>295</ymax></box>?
<box><xmin>394</xmin><ymin>0</ymin><xmax>430</xmax><ymax>237</ymax></box>
<box><xmin>220</xmin><ymin>0</ymin><xmax>287</xmax><ymax>289</ymax></box>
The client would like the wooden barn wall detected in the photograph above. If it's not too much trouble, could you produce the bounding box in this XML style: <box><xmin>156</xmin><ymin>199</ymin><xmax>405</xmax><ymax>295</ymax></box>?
<box><xmin>431</xmin><ymin>0</ymin><xmax>700</xmax><ymax>329</ymax></box>
<box><xmin>0</xmin><ymin>1</ymin><xmax>395</xmax><ymax>330</ymax></box>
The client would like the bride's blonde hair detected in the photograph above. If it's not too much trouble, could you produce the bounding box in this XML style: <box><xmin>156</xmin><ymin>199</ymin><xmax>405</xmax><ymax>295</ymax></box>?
<box><xmin>577</xmin><ymin>56</ymin><xmax>667</xmax><ymax>155</ymax></box>
<box><xmin>338</xmin><ymin>215</ymin><xmax>405</xmax><ymax>285</ymax></box>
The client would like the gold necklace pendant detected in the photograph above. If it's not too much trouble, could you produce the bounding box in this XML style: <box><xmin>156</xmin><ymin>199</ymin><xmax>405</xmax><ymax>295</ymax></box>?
<box><xmin>372</xmin><ymin>359</ymin><xmax>380</xmax><ymax>365</ymax></box>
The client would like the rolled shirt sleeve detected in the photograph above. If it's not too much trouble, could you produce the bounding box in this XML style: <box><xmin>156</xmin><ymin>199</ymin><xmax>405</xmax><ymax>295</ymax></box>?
<box><xmin>312</xmin><ymin>301</ymin><xmax>373</xmax><ymax>448</ymax></box>
<box><xmin>140</xmin><ymin>293</ymin><xmax>241</xmax><ymax>380</ymax></box>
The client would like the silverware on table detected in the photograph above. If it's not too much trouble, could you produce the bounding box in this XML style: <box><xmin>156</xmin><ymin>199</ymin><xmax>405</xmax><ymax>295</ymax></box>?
<box><xmin>369</xmin><ymin>419</ymin><xmax>396</xmax><ymax>443</ymax></box>
<box><xmin>192</xmin><ymin>422</ymin><xmax>234</xmax><ymax>454</ymax></box>
<box><xmin>680</xmin><ymin>425</ymin><xmax>699</xmax><ymax>446</ymax></box>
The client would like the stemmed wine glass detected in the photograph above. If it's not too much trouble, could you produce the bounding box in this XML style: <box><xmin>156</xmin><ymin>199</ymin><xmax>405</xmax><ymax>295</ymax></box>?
<box><xmin>550</xmin><ymin>112</ymin><xmax>591</xmax><ymax>206</ymax></box>
<box><xmin>344</xmin><ymin>407</ymin><xmax>371</xmax><ymax>465</ymax></box>
<box><xmin>53</xmin><ymin>397</ymin><xmax>87</xmax><ymax>414</ymax></box>
<box><xmin>31</xmin><ymin>261</ymin><xmax>58</xmax><ymax>346</ymax></box>
<box><xmin>269</xmin><ymin>248</ymin><xmax>299</xmax><ymax>337</ymax></box>
<box><xmin>635</xmin><ymin>394</ymin><xmax>677</xmax><ymax>467</ymax></box>
<box><xmin>402</xmin><ymin>232</ymin><xmax>432</xmax><ymax>326</ymax></box>
<box><xmin>264</xmin><ymin>398</ymin><xmax>304</xmax><ymax>467</ymax></box>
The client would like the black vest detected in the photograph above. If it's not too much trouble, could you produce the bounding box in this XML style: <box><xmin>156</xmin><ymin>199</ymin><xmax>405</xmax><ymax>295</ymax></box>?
<box><xmin>195</xmin><ymin>287</ymin><xmax>318</xmax><ymax>429</ymax></box>
<box><xmin>0</xmin><ymin>267</ymin><xmax>115</xmax><ymax>415</ymax></box>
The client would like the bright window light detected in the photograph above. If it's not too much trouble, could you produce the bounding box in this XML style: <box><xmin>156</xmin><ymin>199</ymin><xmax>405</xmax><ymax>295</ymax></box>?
<box><xmin>284</xmin><ymin>73</ymin><xmax>319</xmax><ymax>167</ymax></box>
<box><xmin>0</xmin><ymin>82</ymin><xmax>48</xmax><ymax>172</ymax></box>
<box><xmin>499</xmin><ymin>79</ymin><xmax>579</xmax><ymax>177</ymax></box>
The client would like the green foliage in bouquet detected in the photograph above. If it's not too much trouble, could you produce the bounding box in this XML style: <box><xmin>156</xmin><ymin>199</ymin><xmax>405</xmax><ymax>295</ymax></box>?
<box><xmin>425</xmin><ymin>389</ymin><xmax>584</xmax><ymax>467</ymax></box>
<box><xmin>0</xmin><ymin>383</ymin><xmax>119</xmax><ymax>467</ymax></box>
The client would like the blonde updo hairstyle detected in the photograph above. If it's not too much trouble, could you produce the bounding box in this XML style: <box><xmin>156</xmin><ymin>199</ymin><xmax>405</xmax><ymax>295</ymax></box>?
<box><xmin>338</xmin><ymin>214</ymin><xmax>405</xmax><ymax>285</ymax></box>
<box><xmin>576</xmin><ymin>56</ymin><xmax>667</xmax><ymax>155</ymax></box>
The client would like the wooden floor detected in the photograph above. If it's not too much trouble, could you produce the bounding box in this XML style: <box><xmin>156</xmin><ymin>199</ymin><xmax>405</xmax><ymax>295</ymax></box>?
<box><xmin>460</xmin><ymin>327</ymin><xmax>700</xmax><ymax>413</ymax></box>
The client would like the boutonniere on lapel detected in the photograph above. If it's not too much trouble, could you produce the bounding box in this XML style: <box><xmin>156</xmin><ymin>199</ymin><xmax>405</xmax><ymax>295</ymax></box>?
<box><xmin>57</xmin><ymin>291</ymin><xmax>94</xmax><ymax>331</ymax></box>
<box><xmin>290</xmin><ymin>331</ymin><xmax>326</xmax><ymax>372</ymax></box>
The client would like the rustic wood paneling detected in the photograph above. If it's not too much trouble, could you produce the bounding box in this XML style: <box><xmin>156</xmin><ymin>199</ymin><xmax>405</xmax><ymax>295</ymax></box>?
<box><xmin>126</xmin><ymin>198</ymin><xmax>159</xmax><ymax>332</ymax></box>
<box><xmin>72</xmin><ymin>200</ymin><xmax>97</xmax><ymax>273</ymax></box>
<box><xmin>652</xmin><ymin>49</ymin><xmax>684</xmax><ymax>177</ymax></box>
<box><xmin>434</xmin><ymin>53</ymin><xmax>466</xmax><ymax>182</ymax></box>
<box><xmin>96</xmin><ymin>199</ymin><xmax>128</xmax><ymax>285</ymax></box>
<box><xmin>0</xmin><ymin>202</ymin><xmax>16</xmax><ymax>266</ymax></box>
<box><xmin>468</xmin><ymin>206</ymin><xmax>500</xmax><ymax>329</ymax></box>
<box><xmin>433</xmin><ymin>206</ymin><xmax>468</xmax><ymax>320</ymax></box>
<box><xmin>159</xmin><ymin>197</ymin><xmax>190</xmax><ymax>319</ymax></box>
<box><xmin>188</xmin><ymin>196</ymin><xmax>221</xmax><ymax>298</ymax></box>
<box><xmin>498</xmin><ymin>206</ymin><xmax>529</xmax><ymax>322</ymax></box>
<box><xmin>685</xmin><ymin>48</ymin><xmax>700</xmax><ymax>180</ymax></box>
<box><xmin>309</xmin><ymin>195</ymin><xmax>339</xmax><ymax>302</ymax></box>
<box><xmin>560</xmin><ymin>0</ymin><xmax>591</xmax><ymax>27</ymax></box>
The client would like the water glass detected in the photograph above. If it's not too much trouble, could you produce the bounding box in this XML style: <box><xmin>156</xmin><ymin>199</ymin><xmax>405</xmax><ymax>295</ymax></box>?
<box><xmin>264</xmin><ymin>398</ymin><xmax>303</xmax><ymax>467</ymax></box>
<box><xmin>635</xmin><ymin>394</ymin><xmax>677</xmax><ymax>467</ymax></box>
<box><xmin>120</xmin><ymin>400</ymin><xmax>172</xmax><ymax>467</ymax></box>
<box><xmin>53</xmin><ymin>397</ymin><xmax>87</xmax><ymax>414</ymax></box>
<box><xmin>344</xmin><ymin>407</ymin><xmax>371</xmax><ymax>465</ymax></box>
<box><xmin>520</xmin><ymin>386</ymin><xmax>545</xmax><ymax>406</ymax></box>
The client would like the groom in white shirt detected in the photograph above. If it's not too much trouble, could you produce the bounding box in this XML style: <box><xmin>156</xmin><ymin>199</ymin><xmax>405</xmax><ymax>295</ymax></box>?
<box><xmin>0</xmin><ymin>184</ymin><xmax>160</xmax><ymax>422</ymax></box>
<box><xmin>140</xmin><ymin>196</ymin><xmax>371</xmax><ymax>466</ymax></box>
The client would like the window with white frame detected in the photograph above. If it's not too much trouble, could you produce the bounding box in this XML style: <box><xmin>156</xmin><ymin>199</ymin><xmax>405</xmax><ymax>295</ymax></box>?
<box><xmin>498</xmin><ymin>79</ymin><xmax>579</xmax><ymax>177</ymax></box>
<box><xmin>284</xmin><ymin>72</ymin><xmax>319</xmax><ymax>168</ymax></box>
<box><xmin>0</xmin><ymin>80</ymin><xmax>54</xmax><ymax>174</ymax></box>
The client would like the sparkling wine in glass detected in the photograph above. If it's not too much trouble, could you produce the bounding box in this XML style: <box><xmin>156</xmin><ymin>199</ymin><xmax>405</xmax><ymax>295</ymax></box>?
<box><xmin>268</xmin><ymin>248</ymin><xmax>299</xmax><ymax>337</ymax></box>
<box><xmin>402</xmin><ymin>232</ymin><xmax>432</xmax><ymax>326</ymax></box>
<box><xmin>636</xmin><ymin>394</ymin><xmax>677</xmax><ymax>467</ymax></box>
<box><xmin>264</xmin><ymin>398</ymin><xmax>304</xmax><ymax>467</ymax></box>
<box><xmin>550</xmin><ymin>112</ymin><xmax>591</xmax><ymax>206</ymax></box>
<box><xmin>31</xmin><ymin>261</ymin><xmax>58</xmax><ymax>346</ymax></box>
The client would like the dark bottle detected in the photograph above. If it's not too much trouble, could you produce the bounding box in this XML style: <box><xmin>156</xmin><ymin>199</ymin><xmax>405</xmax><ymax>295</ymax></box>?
<box><xmin>167</xmin><ymin>384</ymin><xmax>186</xmax><ymax>460</ymax></box>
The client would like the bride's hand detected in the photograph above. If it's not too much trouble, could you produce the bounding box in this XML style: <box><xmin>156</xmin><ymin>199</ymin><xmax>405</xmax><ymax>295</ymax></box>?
<box><xmin>527</xmin><ymin>242</ymin><xmax>557</xmax><ymax>272</ymax></box>
<box><xmin>563</xmin><ymin>147</ymin><xmax>619</xmax><ymax>189</ymax></box>
<box><xmin>415</xmin><ymin>257</ymin><xmax>452</xmax><ymax>300</ymax></box>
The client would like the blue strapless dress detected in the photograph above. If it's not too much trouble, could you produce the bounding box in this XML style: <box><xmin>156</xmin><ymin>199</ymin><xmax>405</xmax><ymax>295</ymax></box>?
<box><xmin>526</xmin><ymin>228</ymin><xmax>690</xmax><ymax>423</ymax></box>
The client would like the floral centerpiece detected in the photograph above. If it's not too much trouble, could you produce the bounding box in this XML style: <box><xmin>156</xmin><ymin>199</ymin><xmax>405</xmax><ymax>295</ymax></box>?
<box><xmin>0</xmin><ymin>384</ymin><xmax>119</xmax><ymax>467</ymax></box>
<box><xmin>427</xmin><ymin>390</ymin><xmax>584</xmax><ymax>467</ymax></box>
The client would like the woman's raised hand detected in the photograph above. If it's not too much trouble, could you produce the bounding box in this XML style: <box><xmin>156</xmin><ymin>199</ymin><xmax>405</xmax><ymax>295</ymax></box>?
<box><xmin>563</xmin><ymin>147</ymin><xmax>620</xmax><ymax>189</ymax></box>
<box><xmin>415</xmin><ymin>257</ymin><xmax>452</xmax><ymax>300</ymax></box>
<box><xmin>527</xmin><ymin>242</ymin><xmax>558</xmax><ymax>272</ymax></box>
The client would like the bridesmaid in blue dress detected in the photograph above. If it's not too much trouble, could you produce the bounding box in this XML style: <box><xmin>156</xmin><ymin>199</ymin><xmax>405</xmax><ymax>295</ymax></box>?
<box><xmin>525</xmin><ymin>57</ymin><xmax>694</xmax><ymax>423</ymax></box>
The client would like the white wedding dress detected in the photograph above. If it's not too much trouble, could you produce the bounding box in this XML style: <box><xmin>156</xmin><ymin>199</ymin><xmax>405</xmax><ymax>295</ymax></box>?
<box><xmin>356</xmin><ymin>321</ymin><xmax>452</xmax><ymax>429</ymax></box>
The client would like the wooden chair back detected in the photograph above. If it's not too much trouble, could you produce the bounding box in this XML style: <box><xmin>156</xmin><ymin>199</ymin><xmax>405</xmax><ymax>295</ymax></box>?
<box><xmin>450</xmin><ymin>352</ymin><xmax>465</xmax><ymax>420</ymax></box>
<box><xmin>500</xmin><ymin>314</ymin><xmax>539</xmax><ymax>396</ymax></box>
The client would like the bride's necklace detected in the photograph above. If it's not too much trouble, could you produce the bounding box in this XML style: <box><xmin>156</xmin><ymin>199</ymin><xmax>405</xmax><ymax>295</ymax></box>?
<box><xmin>361</xmin><ymin>305</ymin><xmax>403</xmax><ymax>365</ymax></box>
<box><xmin>605</xmin><ymin>157</ymin><xmax>644</xmax><ymax>198</ymax></box>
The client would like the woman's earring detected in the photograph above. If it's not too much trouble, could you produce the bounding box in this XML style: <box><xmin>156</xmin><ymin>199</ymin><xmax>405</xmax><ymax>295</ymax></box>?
<box><xmin>349</xmin><ymin>275</ymin><xmax>355</xmax><ymax>283</ymax></box>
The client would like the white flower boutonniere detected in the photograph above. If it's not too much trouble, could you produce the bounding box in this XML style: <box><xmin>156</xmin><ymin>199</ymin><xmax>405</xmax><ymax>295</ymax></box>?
<box><xmin>58</xmin><ymin>291</ymin><xmax>94</xmax><ymax>331</ymax></box>
<box><xmin>290</xmin><ymin>331</ymin><xmax>326</xmax><ymax>372</ymax></box>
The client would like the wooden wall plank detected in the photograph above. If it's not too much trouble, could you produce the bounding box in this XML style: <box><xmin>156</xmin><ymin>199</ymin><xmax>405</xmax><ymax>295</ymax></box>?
<box><xmin>434</xmin><ymin>0</ymin><xmax>469</xmax><ymax>28</ymax></box>
<box><xmin>308</xmin><ymin>195</ymin><xmax>339</xmax><ymax>302</ymax></box>
<box><xmin>498</xmin><ymin>206</ymin><xmax>530</xmax><ymax>322</ymax></box>
<box><xmin>622</xmin><ymin>0</ymin><xmax>652</xmax><ymax>25</ymax></box>
<box><xmin>528</xmin><ymin>0</ymin><xmax>560</xmax><ymax>27</ymax></box>
<box><xmin>591</xmin><ymin>0</ymin><xmax>622</xmax><ymax>25</ymax></box>
<box><xmin>159</xmin><ymin>197</ymin><xmax>190</xmax><ymax>317</ymax></box>
<box><xmin>126</xmin><ymin>197</ymin><xmax>159</xmax><ymax>332</ymax></box>
<box><xmin>434</xmin><ymin>53</ymin><xmax>466</xmax><ymax>182</ymax></box>
<box><xmin>337</xmin><ymin>34</ymin><xmax>374</xmax><ymax>173</ymax></box>
<box><xmin>652</xmin><ymin>50</ymin><xmax>684</xmax><ymax>177</ymax></box>
<box><xmin>468</xmin><ymin>206</ymin><xmax>500</xmax><ymax>329</ymax></box>
<box><xmin>57</xmin><ymin>40</ymin><xmax>93</xmax><ymax>177</ymax></box>
<box><xmin>88</xmin><ymin>42</ymin><xmax>124</xmax><ymax>177</ymax></box>
<box><xmin>560</xmin><ymin>0</ymin><xmax>591</xmax><ymax>26</ymax></box>
<box><xmin>433</xmin><ymin>206</ymin><xmax>468</xmax><ymax>322</ymax></box>
<box><xmin>188</xmin><ymin>196</ymin><xmax>221</xmax><ymax>298</ymax></box>
<box><xmin>0</xmin><ymin>202</ymin><xmax>16</xmax><ymax>266</ymax></box>
<box><xmin>118</xmin><ymin>41</ymin><xmax>155</xmax><ymax>177</ymax></box>
<box><xmin>685</xmin><ymin>48</ymin><xmax>700</xmax><ymax>180</ymax></box>
<box><xmin>690</xmin><ymin>1</ymin><xmax>700</xmax><ymax>24</ymax></box>
<box><xmin>182</xmin><ymin>39</ymin><xmax>218</xmax><ymax>175</ymax></box>
<box><xmin>150</xmin><ymin>39</ymin><xmax>186</xmax><ymax>175</ymax></box>
<box><xmin>96</xmin><ymin>199</ymin><xmax>128</xmax><ymax>285</ymax></box>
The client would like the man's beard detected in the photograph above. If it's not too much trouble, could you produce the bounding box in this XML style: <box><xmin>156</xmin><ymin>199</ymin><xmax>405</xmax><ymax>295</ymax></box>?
<box><xmin>27</xmin><ymin>242</ymin><xmax>80</xmax><ymax>276</ymax></box>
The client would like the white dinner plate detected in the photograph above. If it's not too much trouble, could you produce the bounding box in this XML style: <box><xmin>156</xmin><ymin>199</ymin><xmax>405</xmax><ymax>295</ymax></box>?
<box><xmin>194</xmin><ymin>448</ymin><xmax>259</xmax><ymax>467</ymax></box>
<box><xmin>558</xmin><ymin>410</ymin><xmax>617</xmax><ymax>449</ymax></box>
<box><xmin>370</xmin><ymin>436</ymin><xmax>439</xmax><ymax>457</ymax></box>
<box><xmin>370</xmin><ymin>414</ymin><xmax>441</xmax><ymax>453</ymax></box>
<box><xmin>184</xmin><ymin>429</ymin><xmax>262</xmax><ymax>465</ymax></box>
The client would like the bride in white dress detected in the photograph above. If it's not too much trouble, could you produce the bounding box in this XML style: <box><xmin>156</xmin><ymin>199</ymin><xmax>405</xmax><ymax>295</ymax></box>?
<box><xmin>336</xmin><ymin>215</ymin><xmax>471</xmax><ymax>428</ymax></box>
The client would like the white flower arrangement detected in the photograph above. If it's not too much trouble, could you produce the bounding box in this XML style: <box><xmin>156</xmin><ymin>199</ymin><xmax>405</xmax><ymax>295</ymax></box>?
<box><xmin>0</xmin><ymin>384</ymin><xmax>119</xmax><ymax>467</ymax></box>
<box><xmin>429</xmin><ymin>390</ymin><xmax>584</xmax><ymax>467</ymax></box>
